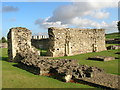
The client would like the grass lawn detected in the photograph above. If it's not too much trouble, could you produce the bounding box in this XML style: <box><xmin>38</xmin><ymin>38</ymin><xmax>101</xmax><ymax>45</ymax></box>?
<box><xmin>1</xmin><ymin>48</ymin><xmax>93</xmax><ymax>88</ymax></box>
<box><xmin>105</xmin><ymin>32</ymin><xmax>119</xmax><ymax>39</ymax></box>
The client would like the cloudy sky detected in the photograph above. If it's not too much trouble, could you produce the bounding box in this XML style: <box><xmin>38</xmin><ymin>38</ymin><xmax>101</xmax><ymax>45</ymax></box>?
<box><xmin>2</xmin><ymin>0</ymin><xmax>119</xmax><ymax>37</ymax></box>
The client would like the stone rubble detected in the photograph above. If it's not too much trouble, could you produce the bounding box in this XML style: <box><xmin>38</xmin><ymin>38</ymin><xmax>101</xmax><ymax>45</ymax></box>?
<box><xmin>18</xmin><ymin>49</ymin><xmax>105</xmax><ymax>82</ymax></box>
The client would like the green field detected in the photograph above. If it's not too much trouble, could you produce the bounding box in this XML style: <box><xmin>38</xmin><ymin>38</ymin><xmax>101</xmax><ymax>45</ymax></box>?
<box><xmin>1</xmin><ymin>48</ymin><xmax>119</xmax><ymax>88</ymax></box>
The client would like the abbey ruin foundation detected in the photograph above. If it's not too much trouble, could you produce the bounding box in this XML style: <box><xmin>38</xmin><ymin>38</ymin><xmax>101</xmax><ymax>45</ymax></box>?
<box><xmin>7</xmin><ymin>27</ymin><xmax>119</xmax><ymax>89</ymax></box>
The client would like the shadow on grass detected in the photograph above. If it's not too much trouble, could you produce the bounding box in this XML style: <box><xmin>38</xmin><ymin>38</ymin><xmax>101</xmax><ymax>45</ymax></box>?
<box><xmin>13</xmin><ymin>63</ymin><xmax>65</xmax><ymax>81</ymax></box>
<box><xmin>13</xmin><ymin>63</ymin><xmax>73</xmax><ymax>83</ymax></box>
<box><xmin>1</xmin><ymin>56</ymin><xmax>9</xmax><ymax>62</ymax></box>
<box><xmin>13</xmin><ymin>63</ymin><xmax>40</xmax><ymax>75</ymax></box>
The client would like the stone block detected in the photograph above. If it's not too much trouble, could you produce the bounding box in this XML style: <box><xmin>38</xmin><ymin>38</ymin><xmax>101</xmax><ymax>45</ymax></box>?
<box><xmin>88</xmin><ymin>56</ymin><xmax>115</xmax><ymax>61</ymax></box>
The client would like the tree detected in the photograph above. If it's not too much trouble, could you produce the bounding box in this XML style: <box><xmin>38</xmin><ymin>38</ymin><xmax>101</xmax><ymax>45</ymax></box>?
<box><xmin>1</xmin><ymin>37</ymin><xmax>7</xmax><ymax>43</ymax></box>
<box><xmin>117</xmin><ymin>21</ymin><xmax>120</xmax><ymax>33</ymax></box>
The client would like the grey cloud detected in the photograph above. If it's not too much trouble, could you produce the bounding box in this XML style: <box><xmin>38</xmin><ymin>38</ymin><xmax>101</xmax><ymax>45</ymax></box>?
<box><xmin>9</xmin><ymin>18</ymin><xmax>16</xmax><ymax>22</ymax></box>
<box><xmin>35</xmin><ymin>17</ymin><xmax>68</xmax><ymax>29</ymax></box>
<box><xmin>47</xmin><ymin>2</ymin><xmax>117</xmax><ymax>23</ymax></box>
<box><xmin>2</xmin><ymin>6</ymin><xmax>19</xmax><ymax>12</ymax></box>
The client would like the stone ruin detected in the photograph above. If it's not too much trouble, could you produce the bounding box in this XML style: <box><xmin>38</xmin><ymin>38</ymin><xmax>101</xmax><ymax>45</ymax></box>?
<box><xmin>7</xmin><ymin>27</ymin><xmax>104</xmax><ymax>79</ymax></box>
<box><xmin>7</xmin><ymin>27</ymin><xmax>105</xmax><ymax>78</ymax></box>
<box><xmin>7</xmin><ymin>27</ymin><xmax>40</xmax><ymax>62</ymax></box>
<box><xmin>7</xmin><ymin>27</ymin><xmax>119</xmax><ymax>89</ymax></box>
<box><xmin>30</xmin><ymin>27</ymin><xmax>107</xmax><ymax>57</ymax></box>
<box><xmin>47</xmin><ymin>27</ymin><xmax>106</xmax><ymax>57</ymax></box>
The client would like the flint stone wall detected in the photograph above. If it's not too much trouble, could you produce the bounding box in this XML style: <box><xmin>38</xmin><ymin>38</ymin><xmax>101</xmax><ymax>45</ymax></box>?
<box><xmin>31</xmin><ymin>38</ymin><xmax>49</xmax><ymax>50</ymax></box>
<box><xmin>7</xmin><ymin>27</ymin><xmax>40</xmax><ymax>62</ymax></box>
<box><xmin>47</xmin><ymin>27</ymin><xmax>106</xmax><ymax>57</ymax></box>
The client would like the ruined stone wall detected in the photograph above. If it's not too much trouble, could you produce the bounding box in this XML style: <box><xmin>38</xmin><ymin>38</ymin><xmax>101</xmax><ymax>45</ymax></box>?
<box><xmin>7</xmin><ymin>27</ymin><xmax>40</xmax><ymax>62</ymax></box>
<box><xmin>47</xmin><ymin>27</ymin><xmax>106</xmax><ymax>57</ymax></box>
<box><xmin>31</xmin><ymin>38</ymin><xmax>49</xmax><ymax>50</ymax></box>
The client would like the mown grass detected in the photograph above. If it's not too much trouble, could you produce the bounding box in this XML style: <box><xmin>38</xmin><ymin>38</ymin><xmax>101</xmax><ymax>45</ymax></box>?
<box><xmin>106</xmin><ymin>44</ymin><xmax>119</xmax><ymax>47</ymax></box>
<box><xmin>1</xmin><ymin>48</ymin><xmax>93</xmax><ymax>88</ymax></box>
<box><xmin>105</xmin><ymin>32</ymin><xmax>119</xmax><ymax>47</ymax></box>
<box><xmin>105</xmin><ymin>32</ymin><xmax>120</xmax><ymax>39</ymax></box>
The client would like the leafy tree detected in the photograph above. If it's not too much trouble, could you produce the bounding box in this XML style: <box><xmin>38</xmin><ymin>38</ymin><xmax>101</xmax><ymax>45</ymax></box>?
<box><xmin>117</xmin><ymin>21</ymin><xmax>120</xmax><ymax>32</ymax></box>
<box><xmin>1</xmin><ymin>37</ymin><xmax>7</xmax><ymax>43</ymax></box>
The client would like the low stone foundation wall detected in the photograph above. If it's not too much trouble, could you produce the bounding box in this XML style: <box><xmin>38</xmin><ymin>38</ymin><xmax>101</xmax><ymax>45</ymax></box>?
<box><xmin>106</xmin><ymin>38</ymin><xmax>120</xmax><ymax>44</ymax></box>
<box><xmin>107</xmin><ymin>45</ymin><xmax>120</xmax><ymax>50</ymax></box>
